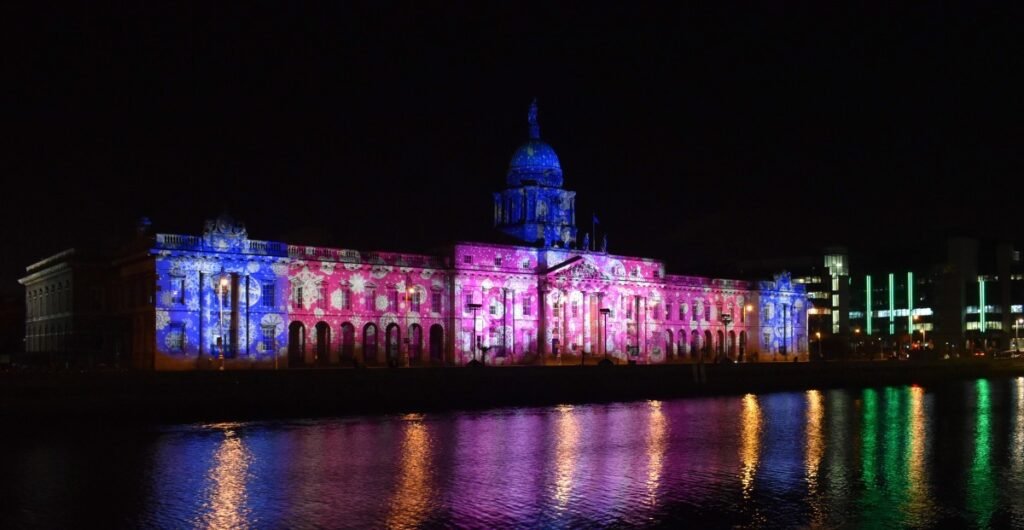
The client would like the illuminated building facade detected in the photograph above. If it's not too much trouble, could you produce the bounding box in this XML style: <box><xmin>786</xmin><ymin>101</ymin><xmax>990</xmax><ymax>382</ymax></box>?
<box><xmin>20</xmin><ymin>102</ymin><xmax>809</xmax><ymax>369</ymax></box>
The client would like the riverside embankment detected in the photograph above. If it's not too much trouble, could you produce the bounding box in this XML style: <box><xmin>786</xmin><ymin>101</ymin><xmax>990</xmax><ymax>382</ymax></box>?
<box><xmin>3</xmin><ymin>359</ymin><xmax>1023</xmax><ymax>425</ymax></box>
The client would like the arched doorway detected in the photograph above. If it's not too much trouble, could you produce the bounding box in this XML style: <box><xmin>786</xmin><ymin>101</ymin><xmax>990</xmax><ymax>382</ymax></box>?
<box><xmin>363</xmin><ymin>323</ymin><xmax>378</xmax><ymax>364</ymax></box>
<box><xmin>716</xmin><ymin>330</ymin><xmax>725</xmax><ymax>359</ymax></box>
<box><xmin>409</xmin><ymin>324</ymin><xmax>423</xmax><ymax>363</ymax></box>
<box><xmin>728</xmin><ymin>330</ymin><xmax>736</xmax><ymax>359</ymax></box>
<box><xmin>691</xmin><ymin>330</ymin><xmax>700</xmax><ymax>359</ymax></box>
<box><xmin>288</xmin><ymin>321</ymin><xmax>305</xmax><ymax>367</ymax></box>
<box><xmin>386</xmin><ymin>323</ymin><xmax>401</xmax><ymax>366</ymax></box>
<box><xmin>704</xmin><ymin>330</ymin><xmax>713</xmax><ymax>360</ymax></box>
<box><xmin>739</xmin><ymin>330</ymin><xmax>747</xmax><ymax>361</ymax></box>
<box><xmin>341</xmin><ymin>322</ymin><xmax>355</xmax><ymax>361</ymax></box>
<box><xmin>429</xmin><ymin>324</ymin><xmax>444</xmax><ymax>362</ymax></box>
<box><xmin>665</xmin><ymin>329</ymin><xmax>674</xmax><ymax>359</ymax></box>
<box><xmin>678</xmin><ymin>334</ymin><xmax>686</xmax><ymax>361</ymax></box>
<box><xmin>315</xmin><ymin>322</ymin><xmax>330</xmax><ymax>366</ymax></box>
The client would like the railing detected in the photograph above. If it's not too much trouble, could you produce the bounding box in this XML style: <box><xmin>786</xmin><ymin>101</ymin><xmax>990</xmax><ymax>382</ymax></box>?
<box><xmin>154</xmin><ymin>234</ymin><xmax>202</xmax><ymax>250</ymax></box>
<box><xmin>155</xmin><ymin>234</ymin><xmax>444</xmax><ymax>267</ymax></box>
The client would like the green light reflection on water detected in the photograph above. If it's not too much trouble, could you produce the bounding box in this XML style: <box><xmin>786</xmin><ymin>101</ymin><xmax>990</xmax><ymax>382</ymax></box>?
<box><xmin>968</xmin><ymin>379</ymin><xmax>994</xmax><ymax>528</ymax></box>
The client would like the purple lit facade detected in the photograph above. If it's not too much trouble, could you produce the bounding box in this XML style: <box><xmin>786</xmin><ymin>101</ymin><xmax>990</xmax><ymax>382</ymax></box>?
<box><xmin>22</xmin><ymin>102</ymin><xmax>807</xmax><ymax>369</ymax></box>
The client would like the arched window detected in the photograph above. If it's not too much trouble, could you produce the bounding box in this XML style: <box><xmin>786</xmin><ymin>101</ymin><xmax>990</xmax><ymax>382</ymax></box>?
<box><xmin>429</xmin><ymin>324</ymin><xmax>444</xmax><ymax>362</ymax></box>
<box><xmin>704</xmin><ymin>330</ymin><xmax>713</xmax><ymax>358</ymax></box>
<box><xmin>341</xmin><ymin>322</ymin><xmax>355</xmax><ymax>360</ymax></box>
<box><xmin>288</xmin><ymin>321</ymin><xmax>306</xmax><ymax>368</ymax></box>
<box><xmin>691</xmin><ymin>330</ymin><xmax>701</xmax><ymax>359</ymax></box>
<box><xmin>409</xmin><ymin>324</ymin><xmax>423</xmax><ymax>362</ymax></box>
<box><xmin>386</xmin><ymin>323</ymin><xmax>401</xmax><ymax>365</ymax></box>
<box><xmin>315</xmin><ymin>321</ymin><xmax>331</xmax><ymax>365</ymax></box>
<box><xmin>665</xmin><ymin>329</ymin><xmax>674</xmax><ymax>359</ymax></box>
<box><xmin>739</xmin><ymin>331</ymin><xmax>747</xmax><ymax>360</ymax></box>
<box><xmin>717</xmin><ymin>330</ymin><xmax>725</xmax><ymax>357</ymax></box>
<box><xmin>363</xmin><ymin>323</ymin><xmax>378</xmax><ymax>364</ymax></box>
<box><xmin>728</xmin><ymin>330</ymin><xmax>736</xmax><ymax>358</ymax></box>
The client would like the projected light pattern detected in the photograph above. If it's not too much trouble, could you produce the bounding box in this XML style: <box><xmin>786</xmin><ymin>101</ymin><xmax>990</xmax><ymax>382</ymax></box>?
<box><xmin>143</xmin><ymin>101</ymin><xmax>806</xmax><ymax>369</ymax></box>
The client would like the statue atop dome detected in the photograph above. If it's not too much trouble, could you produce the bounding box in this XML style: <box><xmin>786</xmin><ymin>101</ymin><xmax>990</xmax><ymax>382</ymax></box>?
<box><xmin>528</xmin><ymin>98</ymin><xmax>540</xmax><ymax>139</ymax></box>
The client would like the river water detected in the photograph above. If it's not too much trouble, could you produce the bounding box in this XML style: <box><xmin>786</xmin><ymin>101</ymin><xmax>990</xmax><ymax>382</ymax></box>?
<box><xmin>3</xmin><ymin>378</ymin><xmax>1024</xmax><ymax>529</ymax></box>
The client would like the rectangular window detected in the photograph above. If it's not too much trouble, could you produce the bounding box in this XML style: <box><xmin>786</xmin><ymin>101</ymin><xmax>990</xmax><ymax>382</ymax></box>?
<box><xmin>167</xmin><ymin>323</ymin><xmax>184</xmax><ymax>352</ymax></box>
<box><xmin>680</xmin><ymin>304</ymin><xmax>686</xmax><ymax>320</ymax></box>
<box><xmin>319</xmin><ymin>283</ymin><xmax>328</xmax><ymax>305</ymax></box>
<box><xmin>626</xmin><ymin>300</ymin><xmax>633</xmax><ymax>319</ymax></box>
<box><xmin>653</xmin><ymin>303</ymin><xmax>660</xmax><ymax>320</ymax></box>
<box><xmin>411</xmin><ymin>292</ymin><xmax>421</xmax><ymax>312</ymax></box>
<box><xmin>262</xmin><ymin>282</ymin><xmax>275</xmax><ymax>308</ymax></box>
<box><xmin>172</xmin><ymin>278</ymin><xmax>185</xmax><ymax>305</ymax></box>
<box><xmin>365</xmin><ymin>288</ymin><xmax>375</xmax><ymax>310</ymax></box>
<box><xmin>665</xmin><ymin>303</ymin><xmax>672</xmax><ymax>321</ymax></box>
<box><xmin>705</xmin><ymin>304</ymin><xmax>711</xmax><ymax>322</ymax></box>
<box><xmin>465</xmin><ymin>294</ymin><xmax>473</xmax><ymax>312</ymax></box>
<box><xmin>343</xmin><ymin>288</ymin><xmax>352</xmax><ymax>310</ymax></box>
<box><xmin>431</xmin><ymin>292</ymin><xmax>442</xmax><ymax>313</ymax></box>
<box><xmin>571</xmin><ymin>301</ymin><xmax>578</xmax><ymax>318</ymax></box>
<box><xmin>523</xmin><ymin>295</ymin><xmax>532</xmax><ymax>316</ymax></box>
<box><xmin>389</xmin><ymin>290</ymin><xmax>398</xmax><ymax>311</ymax></box>
<box><xmin>261</xmin><ymin>325</ymin><xmax>276</xmax><ymax>352</ymax></box>
<box><xmin>463</xmin><ymin>255</ymin><xmax>473</xmax><ymax>264</ymax></box>
<box><xmin>522</xmin><ymin>259</ymin><xmax>531</xmax><ymax>269</ymax></box>
<box><xmin>553</xmin><ymin>303</ymin><xmax>561</xmax><ymax>318</ymax></box>
<box><xmin>296</xmin><ymin>286</ymin><xmax>304</xmax><ymax>307</ymax></box>
<box><xmin>494</xmin><ymin>256</ymin><xmax>502</xmax><ymax>266</ymax></box>
<box><xmin>490</xmin><ymin>303</ymin><xmax>498</xmax><ymax>315</ymax></box>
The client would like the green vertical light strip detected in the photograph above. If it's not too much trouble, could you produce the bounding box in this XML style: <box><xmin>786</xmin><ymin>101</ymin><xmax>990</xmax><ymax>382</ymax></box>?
<box><xmin>888</xmin><ymin>273</ymin><xmax>895</xmax><ymax>335</ymax></box>
<box><xmin>907</xmin><ymin>272</ymin><xmax>914</xmax><ymax>334</ymax></box>
<box><xmin>979</xmin><ymin>279</ymin><xmax>986</xmax><ymax>333</ymax></box>
<box><xmin>866</xmin><ymin>275</ymin><xmax>873</xmax><ymax>336</ymax></box>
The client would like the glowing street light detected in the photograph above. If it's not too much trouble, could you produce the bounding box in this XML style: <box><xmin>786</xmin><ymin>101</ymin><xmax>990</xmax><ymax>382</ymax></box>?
<box><xmin>815</xmin><ymin>331</ymin><xmax>822</xmax><ymax>360</ymax></box>
<box><xmin>467</xmin><ymin>302</ymin><xmax>482</xmax><ymax>365</ymax></box>
<box><xmin>218</xmin><ymin>276</ymin><xmax>228</xmax><ymax>371</ymax></box>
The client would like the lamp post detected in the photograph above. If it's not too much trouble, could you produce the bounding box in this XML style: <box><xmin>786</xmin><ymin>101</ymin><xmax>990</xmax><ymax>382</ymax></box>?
<box><xmin>467</xmin><ymin>302</ymin><xmax>482</xmax><ymax>364</ymax></box>
<box><xmin>743</xmin><ymin>304</ymin><xmax>753</xmax><ymax>362</ymax></box>
<box><xmin>853</xmin><ymin>327</ymin><xmax>861</xmax><ymax>357</ymax></box>
<box><xmin>815</xmin><ymin>331</ymin><xmax>822</xmax><ymax>360</ymax></box>
<box><xmin>218</xmin><ymin>277</ymin><xmax>228</xmax><ymax>371</ymax></box>
<box><xmin>913</xmin><ymin>314</ymin><xmax>927</xmax><ymax>352</ymax></box>
<box><xmin>600</xmin><ymin>307</ymin><xmax>611</xmax><ymax>361</ymax></box>
<box><xmin>1016</xmin><ymin>318</ymin><xmax>1023</xmax><ymax>353</ymax></box>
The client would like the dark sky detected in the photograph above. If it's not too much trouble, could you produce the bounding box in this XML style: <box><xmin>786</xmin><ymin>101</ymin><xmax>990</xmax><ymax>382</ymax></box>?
<box><xmin>4</xmin><ymin>4</ymin><xmax>1023</xmax><ymax>291</ymax></box>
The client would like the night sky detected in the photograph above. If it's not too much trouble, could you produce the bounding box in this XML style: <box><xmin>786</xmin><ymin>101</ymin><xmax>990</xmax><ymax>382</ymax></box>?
<box><xmin>5</xmin><ymin>4</ymin><xmax>1022</xmax><ymax>292</ymax></box>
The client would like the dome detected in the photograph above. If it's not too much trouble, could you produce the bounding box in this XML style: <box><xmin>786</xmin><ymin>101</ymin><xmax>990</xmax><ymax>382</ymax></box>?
<box><xmin>506</xmin><ymin>98</ymin><xmax>564</xmax><ymax>188</ymax></box>
<box><xmin>507</xmin><ymin>139</ymin><xmax>563</xmax><ymax>187</ymax></box>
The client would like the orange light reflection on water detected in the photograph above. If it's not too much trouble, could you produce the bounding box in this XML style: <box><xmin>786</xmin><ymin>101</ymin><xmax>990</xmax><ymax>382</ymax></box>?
<box><xmin>385</xmin><ymin>413</ymin><xmax>433</xmax><ymax>529</ymax></box>
<box><xmin>740</xmin><ymin>394</ymin><xmax>762</xmax><ymax>501</ymax></box>
<box><xmin>199</xmin><ymin>423</ymin><xmax>252</xmax><ymax>530</ymax></box>
<box><xmin>805</xmin><ymin>390</ymin><xmax>824</xmax><ymax>524</ymax></box>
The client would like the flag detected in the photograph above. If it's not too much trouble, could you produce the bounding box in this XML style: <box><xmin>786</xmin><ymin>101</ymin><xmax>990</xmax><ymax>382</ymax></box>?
<box><xmin>593</xmin><ymin>214</ymin><xmax>599</xmax><ymax>225</ymax></box>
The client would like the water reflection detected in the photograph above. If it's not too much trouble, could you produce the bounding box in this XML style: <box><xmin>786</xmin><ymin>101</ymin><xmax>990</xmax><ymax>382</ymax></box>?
<box><xmin>12</xmin><ymin>379</ymin><xmax>1024</xmax><ymax>528</ymax></box>
<box><xmin>805</xmin><ymin>390</ymin><xmax>824</xmax><ymax>525</ymax></box>
<box><xmin>739</xmin><ymin>393</ymin><xmax>761</xmax><ymax>500</ymax></box>
<box><xmin>198</xmin><ymin>423</ymin><xmax>253</xmax><ymax>530</ymax></box>
<box><xmin>553</xmin><ymin>404</ymin><xmax>579</xmax><ymax>511</ymax></box>
<box><xmin>385</xmin><ymin>414</ymin><xmax>433</xmax><ymax>529</ymax></box>
<box><xmin>968</xmin><ymin>379</ymin><xmax>994</xmax><ymax>528</ymax></box>
<box><xmin>644</xmin><ymin>400</ymin><xmax>666</xmax><ymax>509</ymax></box>
<box><xmin>904</xmin><ymin>385</ymin><xmax>932</xmax><ymax>526</ymax></box>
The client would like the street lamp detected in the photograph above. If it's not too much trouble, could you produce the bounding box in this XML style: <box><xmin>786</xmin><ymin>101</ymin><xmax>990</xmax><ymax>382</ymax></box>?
<box><xmin>467</xmin><ymin>302</ymin><xmax>482</xmax><ymax>364</ymax></box>
<box><xmin>914</xmin><ymin>315</ymin><xmax>926</xmax><ymax>350</ymax></box>
<box><xmin>815</xmin><ymin>331</ymin><xmax>822</xmax><ymax>360</ymax></box>
<box><xmin>218</xmin><ymin>277</ymin><xmax>228</xmax><ymax>371</ymax></box>
<box><xmin>854</xmin><ymin>327</ymin><xmax>861</xmax><ymax>357</ymax></box>
<box><xmin>1016</xmin><ymin>318</ymin><xmax>1023</xmax><ymax>353</ymax></box>
<box><xmin>600</xmin><ymin>307</ymin><xmax>612</xmax><ymax>361</ymax></box>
